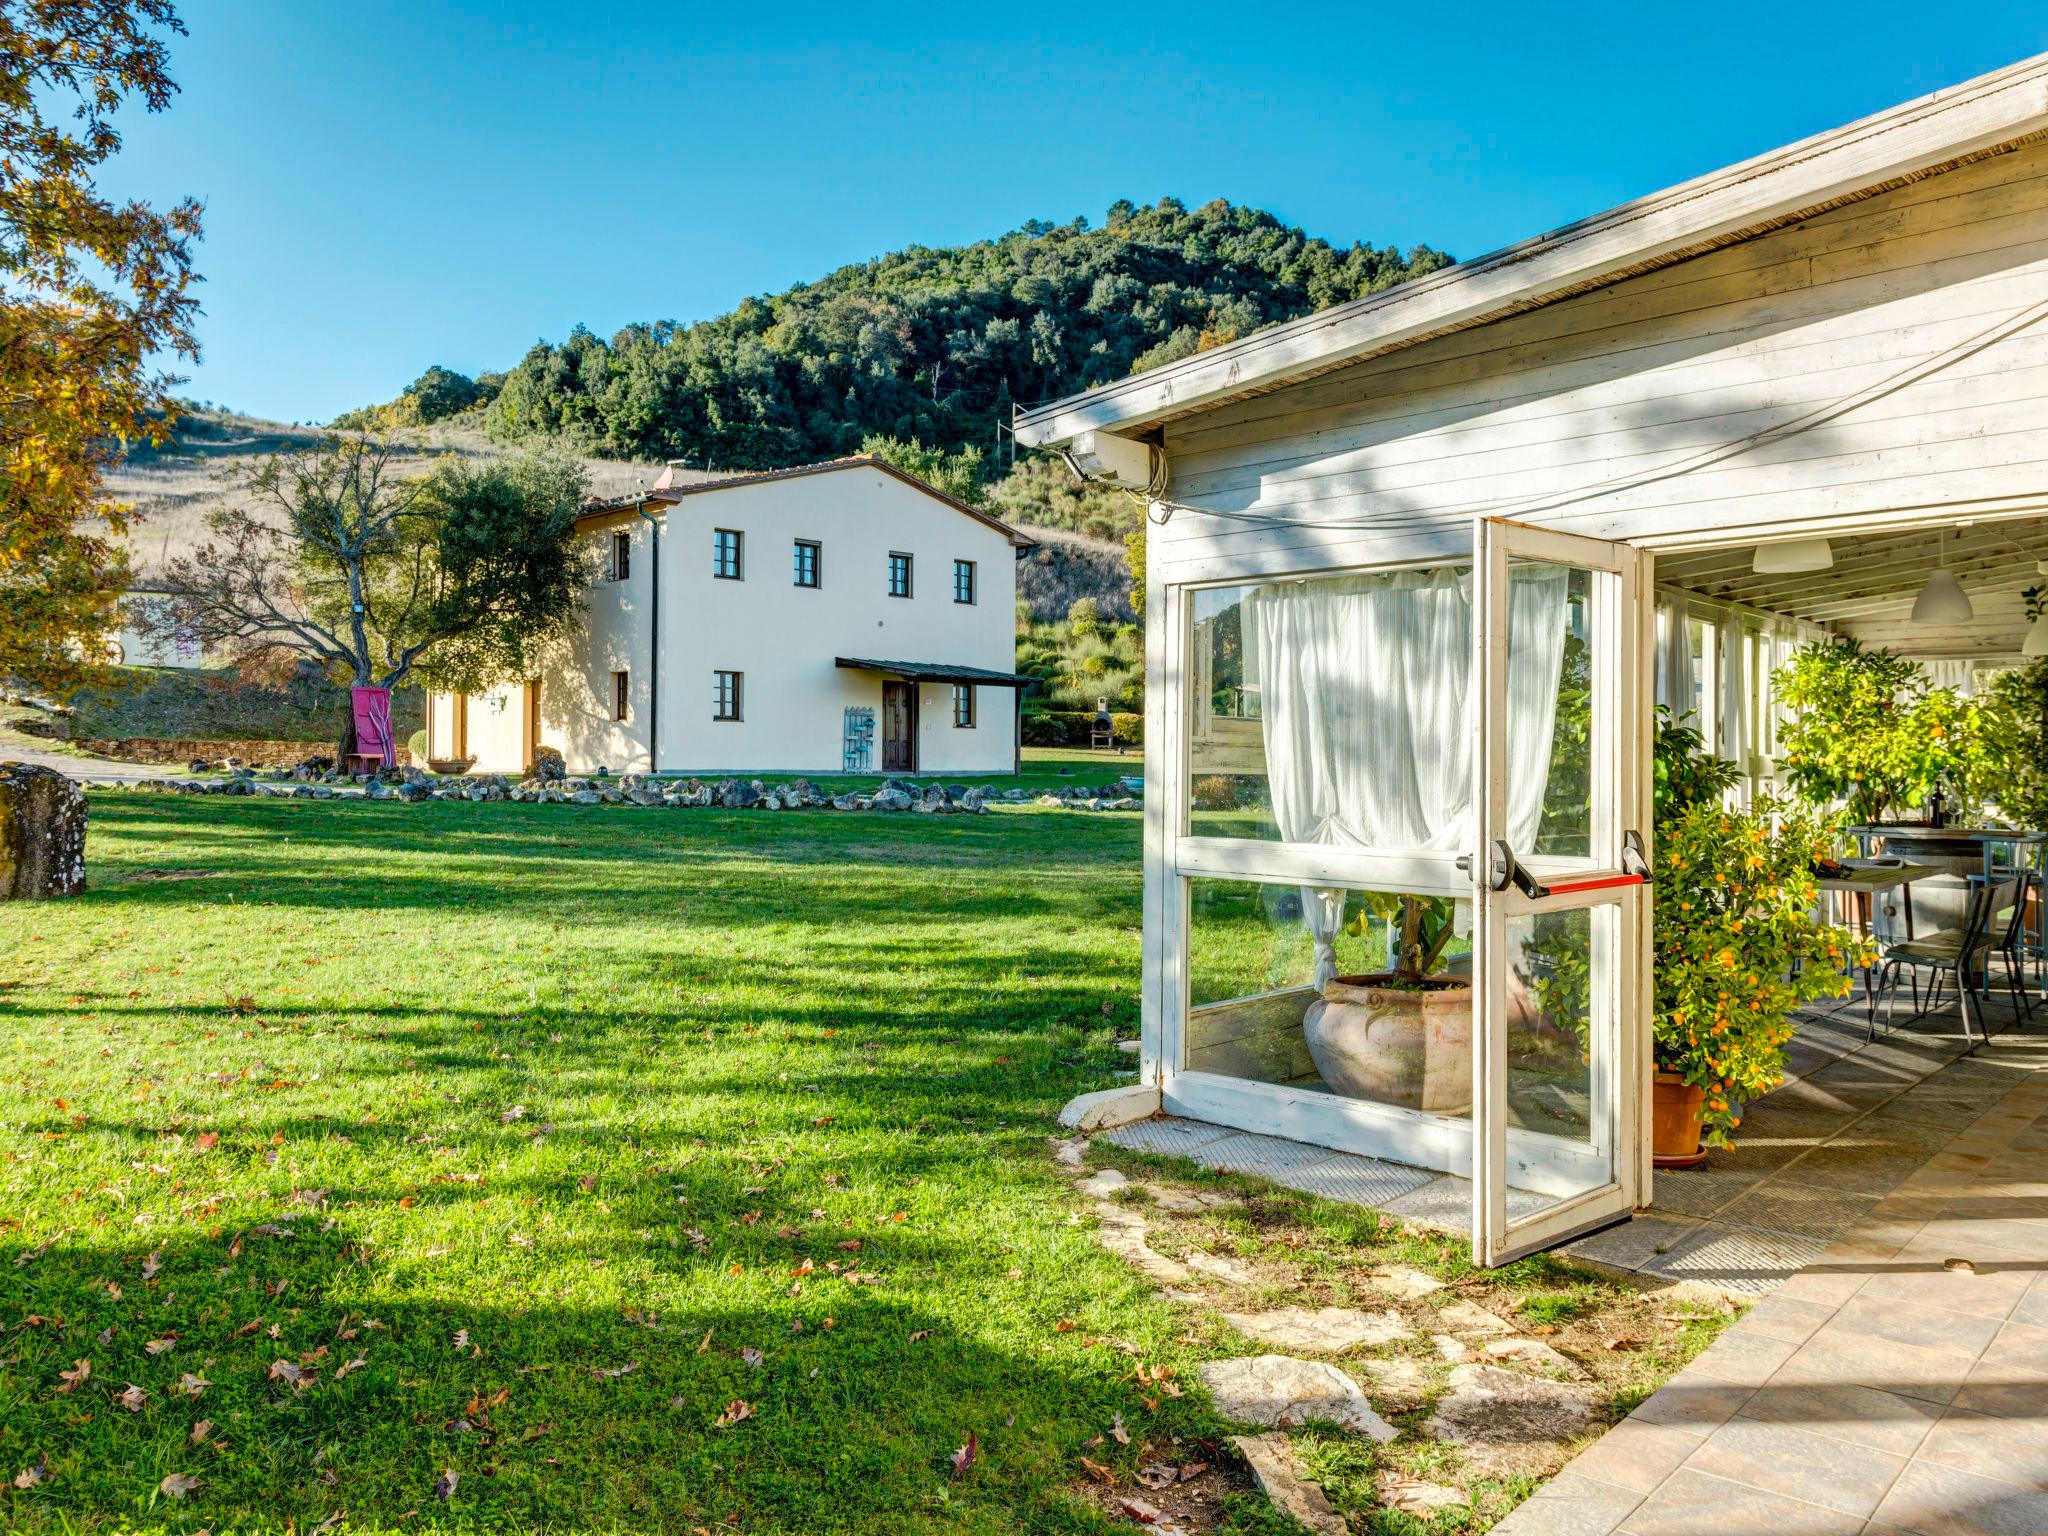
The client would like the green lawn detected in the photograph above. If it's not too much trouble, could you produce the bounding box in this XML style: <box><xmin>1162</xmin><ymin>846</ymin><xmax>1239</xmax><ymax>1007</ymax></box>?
<box><xmin>0</xmin><ymin>796</ymin><xmax>1712</xmax><ymax>1535</ymax></box>
<box><xmin>0</xmin><ymin>796</ymin><xmax>1229</xmax><ymax>1535</ymax></box>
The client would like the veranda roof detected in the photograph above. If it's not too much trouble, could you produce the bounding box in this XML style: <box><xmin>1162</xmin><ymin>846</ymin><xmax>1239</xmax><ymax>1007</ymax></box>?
<box><xmin>835</xmin><ymin>657</ymin><xmax>1036</xmax><ymax>687</ymax></box>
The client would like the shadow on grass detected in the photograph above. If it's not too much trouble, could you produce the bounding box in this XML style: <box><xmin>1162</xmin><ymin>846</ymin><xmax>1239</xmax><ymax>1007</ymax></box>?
<box><xmin>0</xmin><ymin>1223</ymin><xmax>1236</xmax><ymax>1535</ymax></box>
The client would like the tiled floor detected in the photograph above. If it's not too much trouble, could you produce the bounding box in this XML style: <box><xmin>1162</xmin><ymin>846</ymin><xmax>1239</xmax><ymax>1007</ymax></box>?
<box><xmin>1097</xmin><ymin>984</ymin><xmax>2048</xmax><ymax>1535</ymax></box>
<box><xmin>1494</xmin><ymin>1045</ymin><xmax>2048</xmax><ymax>1536</ymax></box>
<box><xmin>1101</xmin><ymin>989</ymin><xmax>2045</xmax><ymax>1297</ymax></box>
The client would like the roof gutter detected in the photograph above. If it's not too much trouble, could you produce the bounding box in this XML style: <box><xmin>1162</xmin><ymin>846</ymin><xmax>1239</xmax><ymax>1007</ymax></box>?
<box><xmin>635</xmin><ymin>502</ymin><xmax>660</xmax><ymax>773</ymax></box>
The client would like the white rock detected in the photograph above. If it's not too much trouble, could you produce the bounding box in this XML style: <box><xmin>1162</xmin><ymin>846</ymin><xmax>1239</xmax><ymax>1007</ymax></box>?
<box><xmin>1232</xmin><ymin>1433</ymin><xmax>1348</xmax><ymax>1536</ymax></box>
<box><xmin>1093</xmin><ymin>1203</ymin><xmax>1190</xmax><ymax>1284</ymax></box>
<box><xmin>1362</xmin><ymin>1357</ymin><xmax>1436</xmax><ymax>1399</ymax></box>
<box><xmin>1057</xmin><ymin>1083</ymin><xmax>1159</xmax><ymax>1132</ymax></box>
<box><xmin>1424</xmin><ymin>1363</ymin><xmax>1596</xmax><ymax>1476</ymax></box>
<box><xmin>1197</xmin><ymin>1356</ymin><xmax>1396</xmax><ymax>1440</ymax></box>
<box><xmin>1048</xmin><ymin>1135</ymin><xmax>1090</xmax><ymax>1169</ymax></box>
<box><xmin>1184</xmin><ymin>1249</ymin><xmax>1255</xmax><ymax>1285</ymax></box>
<box><xmin>1366</xmin><ymin>1265</ymin><xmax>1445</xmax><ymax>1300</ymax></box>
<box><xmin>1220</xmin><ymin>1307</ymin><xmax>1413</xmax><ymax>1355</ymax></box>
<box><xmin>1380</xmin><ymin>1474</ymin><xmax>1469</xmax><ymax>1516</ymax></box>
<box><xmin>1076</xmin><ymin>1168</ymin><xmax>1128</xmax><ymax>1199</ymax></box>
<box><xmin>1432</xmin><ymin>1335</ymin><xmax>1470</xmax><ymax>1361</ymax></box>
<box><xmin>1437</xmin><ymin>1299</ymin><xmax>1516</xmax><ymax>1337</ymax></box>
<box><xmin>1483</xmin><ymin>1337</ymin><xmax>1589</xmax><ymax>1379</ymax></box>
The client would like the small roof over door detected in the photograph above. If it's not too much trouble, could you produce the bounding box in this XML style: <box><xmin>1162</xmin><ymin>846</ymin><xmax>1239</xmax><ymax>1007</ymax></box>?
<box><xmin>835</xmin><ymin>657</ymin><xmax>1036</xmax><ymax>687</ymax></box>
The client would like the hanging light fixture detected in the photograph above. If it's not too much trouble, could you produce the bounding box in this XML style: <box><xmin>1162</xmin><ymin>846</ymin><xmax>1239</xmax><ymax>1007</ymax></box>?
<box><xmin>1912</xmin><ymin>533</ymin><xmax>1974</xmax><ymax>626</ymax></box>
<box><xmin>1752</xmin><ymin>537</ymin><xmax>1833</xmax><ymax>574</ymax></box>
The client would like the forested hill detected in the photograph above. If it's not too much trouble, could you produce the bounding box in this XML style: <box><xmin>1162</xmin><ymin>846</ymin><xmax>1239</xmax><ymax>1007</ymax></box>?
<box><xmin>341</xmin><ymin>198</ymin><xmax>1451</xmax><ymax>469</ymax></box>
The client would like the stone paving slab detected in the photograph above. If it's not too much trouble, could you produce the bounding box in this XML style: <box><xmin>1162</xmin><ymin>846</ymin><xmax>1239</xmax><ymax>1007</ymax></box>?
<box><xmin>1492</xmin><ymin>1066</ymin><xmax>2048</xmax><ymax>1536</ymax></box>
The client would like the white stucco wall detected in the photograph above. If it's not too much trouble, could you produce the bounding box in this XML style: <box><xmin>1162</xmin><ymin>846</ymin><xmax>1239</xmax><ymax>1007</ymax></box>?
<box><xmin>434</xmin><ymin>464</ymin><xmax>1020</xmax><ymax>776</ymax></box>
<box><xmin>113</xmin><ymin>593</ymin><xmax>206</xmax><ymax>670</ymax></box>
<box><xmin>651</xmin><ymin>466</ymin><xmax>1019</xmax><ymax>775</ymax></box>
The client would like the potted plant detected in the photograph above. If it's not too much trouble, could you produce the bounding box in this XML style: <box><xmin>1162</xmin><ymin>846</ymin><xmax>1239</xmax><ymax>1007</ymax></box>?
<box><xmin>1650</xmin><ymin>713</ymin><xmax>1870</xmax><ymax>1164</ymax></box>
<box><xmin>1303</xmin><ymin>892</ymin><xmax>1472</xmax><ymax>1113</ymax></box>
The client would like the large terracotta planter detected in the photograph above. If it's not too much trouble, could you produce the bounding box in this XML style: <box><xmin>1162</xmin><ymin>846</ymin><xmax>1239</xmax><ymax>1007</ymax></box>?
<box><xmin>1651</xmin><ymin>1071</ymin><xmax>1708</xmax><ymax>1168</ymax></box>
<box><xmin>1303</xmin><ymin>974</ymin><xmax>1472</xmax><ymax>1114</ymax></box>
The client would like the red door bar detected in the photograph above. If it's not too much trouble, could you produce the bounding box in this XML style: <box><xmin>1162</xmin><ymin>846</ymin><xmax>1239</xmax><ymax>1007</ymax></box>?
<box><xmin>1541</xmin><ymin>872</ymin><xmax>1650</xmax><ymax>896</ymax></box>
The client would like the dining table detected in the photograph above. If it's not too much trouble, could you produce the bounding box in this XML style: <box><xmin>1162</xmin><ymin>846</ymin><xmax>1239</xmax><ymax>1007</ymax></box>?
<box><xmin>1814</xmin><ymin>861</ymin><xmax>1941</xmax><ymax>1027</ymax></box>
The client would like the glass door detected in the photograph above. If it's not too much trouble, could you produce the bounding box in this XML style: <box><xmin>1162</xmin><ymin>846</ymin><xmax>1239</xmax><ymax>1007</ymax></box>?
<box><xmin>1470</xmin><ymin>518</ymin><xmax>1651</xmax><ymax>1266</ymax></box>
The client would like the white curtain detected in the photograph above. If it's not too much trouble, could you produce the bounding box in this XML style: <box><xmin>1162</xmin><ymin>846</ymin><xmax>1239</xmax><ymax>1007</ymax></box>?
<box><xmin>1654</xmin><ymin>591</ymin><xmax>1692</xmax><ymax>717</ymax></box>
<box><xmin>1921</xmin><ymin>659</ymin><xmax>1978</xmax><ymax>696</ymax></box>
<box><xmin>1718</xmin><ymin>623</ymin><xmax>1749</xmax><ymax>770</ymax></box>
<box><xmin>1249</xmin><ymin>564</ymin><xmax>1572</xmax><ymax>987</ymax></box>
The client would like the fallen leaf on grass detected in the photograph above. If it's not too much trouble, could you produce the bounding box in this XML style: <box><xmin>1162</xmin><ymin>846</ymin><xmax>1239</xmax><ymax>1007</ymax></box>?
<box><xmin>117</xmin><ymin>1383</ymin><xmax>147</xmax><ymax>1412</ymax></box>
<box><xmin>144</xmin><ymin>1336</ymin><xmax>177</xmax><ymax>1356</ymax></box>
<box><xmin>740</xmin><ymin>1348</ymin><xmax>764</xmax><ymax>1370</ymax></box>
<box><xmin>715</xmin><ymin>1399</ymin><xmax>752</xmax><ymax>1427</ymax></box>
<box><xmin>949</xmin><ymin>1430</ymin><xmax>978</xmax><ymax>1479</ymax></box>
<box><xmin>190</xmin><ymin>1420</ymin><xmax>214</xmax><ymax>1444</ymax></box>
<box><xmin>140</xmin><ymin>1252</ymin><xmax>162</xmax><ymax>1280</ymax></box>
<box><xmin>56</xmin><ymin>1359</ymin><xmax>90</xmax><ymax>1393</ymax></box>
<box><xmin>498</xmin><ymin>1106</ymin><xmax>526</xmax><ymax>1123</ymax></box>
<box><xmin>13</xmin><ymin>1454</ymin><xmax>49</xmax><ymax>1489</ymax></box>
<box><xmin>1605</xmin><ymin>1335</ymin><xmax>1641</xmax><ymax>1352</ymax></box>
<box><xmin>194</xmin><ymin>1132</ymin><xmax>219</xmax><ymax>1153</ymax></box>
<box><xmin>1078</xmin><ymin>1456</ymin><xmax>1115</xmax><ymax>1484</ymax></box>
<box><xmin>158</xmin><ymin>1472</ymin><xmax>199</xmax><ymax>1499</ymax></box>
<box><xmin>592</xmin><ymin>1362</ymin><xmax>638</xmax><ymax>1380</ymax></box>
<box><xmin>267</xmin><ymin>1359</ymin><xmax>311</xmax><ymax>1390</ymax></box>
<box><xmin>1136</xmin><ymin>1464</ymin><xmax>1177</xmax><ymax>1489</ymax></box>
<box><xmin>1110</xmin><ymin>1411</ymin><xmax>1130</xmax><ymax>1445</ymax></box>
<box><xmin>175</xmin><ymin>1372</ymin><xmax>209</xmax><ymax>1398</ymax></box>
<box><xmin>334</xmin><ymin>1355</ymin><xmax>367</xmax><ymax>1381</ymax></box>
<box><xmin>433</xmin><ymin>1469</ymin><xmax>459</xmax><ymax>1501</ymax></box>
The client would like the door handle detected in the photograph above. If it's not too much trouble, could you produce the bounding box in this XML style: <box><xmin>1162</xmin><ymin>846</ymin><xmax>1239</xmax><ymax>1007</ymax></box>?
<box><xmin>1458</xmin><ymin>840</ymin><xmax>1551</xmax><ymax>900</ymax></box>
<box><xmin>1623</xmin><ymin>829</ymin><xmax>1655</xmax><ymax>885</ymax></box>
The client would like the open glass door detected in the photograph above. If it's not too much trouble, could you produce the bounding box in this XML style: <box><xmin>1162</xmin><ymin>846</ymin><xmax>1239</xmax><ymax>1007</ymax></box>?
<box><xmin>1470</xmin><ymin>518</ymin><xmax>1652</xmax><ymax>1266</ymax></box>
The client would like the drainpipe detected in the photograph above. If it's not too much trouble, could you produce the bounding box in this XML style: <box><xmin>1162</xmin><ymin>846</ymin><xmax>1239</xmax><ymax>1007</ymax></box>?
<box><xmin>636</xmin><ymin>503</ymin><xmax>661</xmax><ymax>773</ymax></box>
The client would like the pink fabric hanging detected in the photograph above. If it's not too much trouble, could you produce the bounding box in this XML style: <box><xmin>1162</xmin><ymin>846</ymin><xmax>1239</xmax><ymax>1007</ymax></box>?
<box><xmin>351</xmin><ymin>685</ymin><xmax>397</xmax><ymax>769</ymax></box>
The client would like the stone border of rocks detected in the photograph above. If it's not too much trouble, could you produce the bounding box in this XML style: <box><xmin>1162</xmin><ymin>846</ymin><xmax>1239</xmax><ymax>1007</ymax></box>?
<box><xmin>96</xmin><ymin>769</ymin><xmax>1144</xmax><ymax>816</ymax></box>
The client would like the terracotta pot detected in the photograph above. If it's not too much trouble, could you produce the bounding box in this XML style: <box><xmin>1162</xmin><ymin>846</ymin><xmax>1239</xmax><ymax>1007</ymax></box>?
<box><xmin>1651</xmin><ymin>1071</ymin><xmax>1709</xmax><ymax>1169</ymax></box>
<box><xmin>1303</xmin><ymin>974</ymin><xmax>1472</xmax><ymax>1114</ymax></box>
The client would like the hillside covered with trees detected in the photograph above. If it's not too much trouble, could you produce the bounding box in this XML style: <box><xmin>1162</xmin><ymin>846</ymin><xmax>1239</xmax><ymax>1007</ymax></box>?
<box><xmin>338</xmin><ymin>197</ymin><xmax>1450</xmax><ymax>470</ymax></box>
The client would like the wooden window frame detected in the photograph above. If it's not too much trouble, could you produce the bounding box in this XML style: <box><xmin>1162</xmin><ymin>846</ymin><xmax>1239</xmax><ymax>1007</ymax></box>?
<box><xmin>713</xmin><ymin>528</ymin><xmax>744</xmax><ymax>581</ymax></box>
<box><xmin>888</xmin><ymin>551</ymin><xmax>913</xmax><ymax>599</ymax></box>
<box><xmin>952</xmin><ymin>683</ymin><xmax>976</xmax><ymax>728</ymax></box>
<box><xmin>611</xmin><ymin>529</ymin><xmax>631</xmax><ymax>582</ymax></box>
<box><xmin>611</xmin><ymin>669</ymin><xmax>630</xmax><ymax>722</ymax></box>
<box><xmin>713</xmin><ymin>669</ymin><xmax>743</xmax><ymax>722</ymax></box>
<box><xmin>953</xmin><ymin>558</ymin><xmax>976</xmax><ymax>605</ymax></box>
<box><xmin>794</xmin><ymin>539</ymin><xmax>821</xmax><ymax>588</ymax></box>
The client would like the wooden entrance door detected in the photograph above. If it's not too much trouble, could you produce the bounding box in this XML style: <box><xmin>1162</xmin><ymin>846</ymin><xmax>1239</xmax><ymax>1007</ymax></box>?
<box><xmin>882</xmin><ymin>682</ymin><xmax>917</xmax><ymax>773</ymax></box>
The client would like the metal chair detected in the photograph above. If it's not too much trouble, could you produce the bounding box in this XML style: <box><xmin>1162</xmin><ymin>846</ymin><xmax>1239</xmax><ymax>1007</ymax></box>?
<box><xmin>1875</xmin><ymin>876</ymin><xmax>2025</xmax><ymax>1048</ymax></box>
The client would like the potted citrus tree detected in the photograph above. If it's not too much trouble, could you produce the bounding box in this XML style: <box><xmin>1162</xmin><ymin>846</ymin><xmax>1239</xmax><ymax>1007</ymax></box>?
<box><xmin>1650</xmin><ymin>714</ymin><xmax>1869</xmax><ymax>1163</ymax></box>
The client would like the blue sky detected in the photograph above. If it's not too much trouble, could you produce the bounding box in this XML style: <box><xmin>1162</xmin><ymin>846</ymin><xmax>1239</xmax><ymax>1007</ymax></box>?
<box><xmin>100</xmin><ymin>2</ymin><xmax>2048</xmax><ymax>424</ymax></box>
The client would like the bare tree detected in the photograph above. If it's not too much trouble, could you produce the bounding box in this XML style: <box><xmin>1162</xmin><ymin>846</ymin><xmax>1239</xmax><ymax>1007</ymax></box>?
<box><xmin>153</xmin><ymin>436</ymin><xmax>588</xmax><ymax>759</ymax></box>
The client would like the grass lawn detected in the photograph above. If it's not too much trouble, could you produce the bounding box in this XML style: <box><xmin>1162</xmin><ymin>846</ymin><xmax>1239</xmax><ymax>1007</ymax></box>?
<box><xmin>634</xmin><ymin>747</ymin><xmax>1138</xmax><ymax>798</ymax></box>
<box><xmin>0</xmin><ymin>796</ymin><xmax>1718</xmax><ymax>1535</ymax></box>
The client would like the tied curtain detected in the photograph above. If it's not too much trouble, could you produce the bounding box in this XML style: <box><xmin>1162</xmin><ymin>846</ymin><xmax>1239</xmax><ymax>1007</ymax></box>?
<box><xmin>1247</xmin><ymin>564</ymin><xmax>1572</xmax><ymax>988</ymax></box>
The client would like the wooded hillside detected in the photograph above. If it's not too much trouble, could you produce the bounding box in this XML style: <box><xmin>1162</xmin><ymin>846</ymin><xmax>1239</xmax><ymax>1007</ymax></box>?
<box><xmin>339</xmin><ymin>198</ymin><xmax>1450</xmax><ymax>470</ymax></box>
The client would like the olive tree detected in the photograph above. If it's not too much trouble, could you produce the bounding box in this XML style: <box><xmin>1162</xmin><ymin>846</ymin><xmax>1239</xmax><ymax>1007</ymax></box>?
<box><xmin>154</xmin><ymin>436</ymin><xmax>591</xmax><ymax>758</ymax></box>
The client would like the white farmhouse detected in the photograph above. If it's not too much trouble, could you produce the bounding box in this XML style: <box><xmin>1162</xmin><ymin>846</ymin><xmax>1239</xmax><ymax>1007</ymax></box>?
<box><xmin>425</xmin><ymin>456</ymin><xmax>1034</xmax><ymax>777</ymax></box>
